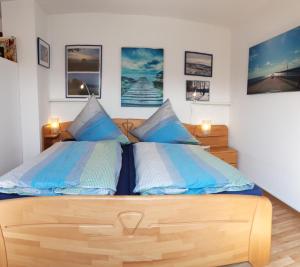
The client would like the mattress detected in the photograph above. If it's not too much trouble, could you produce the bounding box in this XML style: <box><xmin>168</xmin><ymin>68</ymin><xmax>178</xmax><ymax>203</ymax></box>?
<box><xmin>0</xmin><ymin>144</ymin><xmax>262</xmax><ymax>200</ymax></box>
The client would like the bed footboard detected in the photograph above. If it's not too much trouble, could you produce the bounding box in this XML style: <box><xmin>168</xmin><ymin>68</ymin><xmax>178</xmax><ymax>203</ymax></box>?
<box><xmin>0</xmin><ymin>195</ymin><xmax>272</xmax><ymax>267</ymax></box>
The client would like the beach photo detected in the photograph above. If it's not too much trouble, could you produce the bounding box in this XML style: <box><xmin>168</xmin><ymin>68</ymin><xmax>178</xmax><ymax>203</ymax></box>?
<box><xmin>67</xmin><ymin>73</ymin><xmax>100</xmax><ymax>97</ymax></box>
<box><xmin>66</xmin><ymin>45</ymin><xmax>101</xmax><ymax>72</ymax></box>
<box><xmin>65</xmin><ymin>45</ymin><xmax>102</xmax><ymax>98</ymax></box>
<box><xmin>185</xmin><ymin>51</ymin><xmax>213</xmax><ymax>77</ymax></box>
<box><xmin>247</xmin><ymin>26</ymin><xmax>300</xmax><ymax>94</ymax></box>
<box><xmin>121</xmin><ymin>47</ymin><xmax>164</xmax><ymax>107</ymax></box>
<box><xmin>186</xmin><ymin>80</ymin><xmax>210</xmax><ymax>101</ymax></box>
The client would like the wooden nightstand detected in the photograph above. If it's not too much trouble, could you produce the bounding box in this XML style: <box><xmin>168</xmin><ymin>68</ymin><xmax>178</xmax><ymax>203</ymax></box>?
<box><xmin>42</xmin><ymin>123</ymin><xmax>75</xmax><ymax>151</ymax></box>
<box><xmin>210</xmin><ymin>147</ymin><xmax>238</xmax><ymax>168</ymax></box>
<box><xmin>43</xmin><ymin>133</ymin><xmax>61</xmax><ymax>151</ymax></box>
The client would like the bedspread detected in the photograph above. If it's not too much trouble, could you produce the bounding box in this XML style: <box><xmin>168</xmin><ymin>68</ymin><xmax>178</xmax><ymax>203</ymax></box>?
<box><xmin>0</xmin><ymin>141</ymin><xmax>122</xmax><ymax>195</ymax></box>
<box><xmin>134</xmin><ymin>142</ymin><xmax>254</xmax><ymax>195</ymax></box>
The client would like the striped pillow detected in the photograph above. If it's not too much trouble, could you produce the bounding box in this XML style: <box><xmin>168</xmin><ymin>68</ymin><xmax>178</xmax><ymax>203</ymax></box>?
<box><xmin>131</xmin><ymin>99</ymin><xmax>199</xmax><ymax>144</ymax></box>
<box><xmin>68</xmin><ymin>96</ymin><xmax>129</xmax><ymax>144</ymax></box>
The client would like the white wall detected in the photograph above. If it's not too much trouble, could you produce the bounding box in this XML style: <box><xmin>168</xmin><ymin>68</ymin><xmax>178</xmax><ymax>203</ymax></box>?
<box><xmin>0</xmin><ymin>58</ymin><xmax>22</xmax><ymax>175</ymax></box>
<box><xmin>35</xmin><ymin>2</ymin><xmax>49</xmax><ymax>128</ymax></box>
<box><xmin>1</xmin><ymin>0</ymin><xmax>50</xmax><ymax>160</ymax></box>
<box><xmin>230</xmin><ymin>0</ymin><xmax>300</xmax><ymax>211</ymax></box>
<box><xmin>2</xmin><ymin>0</ymin><xmax>41</xmax><ymax>160</ymax></box>
<box><xmin>48</xmin><ymin>13</ymin><xmax>231</xmax><ymax>124</ymax></box>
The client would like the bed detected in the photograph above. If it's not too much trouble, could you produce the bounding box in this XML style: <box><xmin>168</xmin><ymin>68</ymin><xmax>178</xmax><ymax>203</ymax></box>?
<box><xmin>0</xmin><ymin>119</ymin><xmax>272</xmax><ymax>267</ymax></box>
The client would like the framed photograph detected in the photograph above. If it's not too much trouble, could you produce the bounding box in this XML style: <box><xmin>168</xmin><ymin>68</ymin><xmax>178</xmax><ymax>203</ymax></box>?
<box><xmin>248</xmin><ymin>26</ymin><xmax>300</xmax><ymax>94</ymax></box>
<box><xmin>37</xmin><ymin>38</ymin><xmax>50</xmax><ymax>68</ymax></box>
<box><xmin>185</xmin><ymin>51</ymin><xmax>213</xmax><ymax>77</ymax></box>
<box><xmin>186</xmin><ymin>80</ymin><xmax>210</xmax><ymax>101</ymax></box>
<box><xmin>65</xmin><ymin>45</ymin><xmax>102</xmax><ymax>98</ymax></box>
<box><xmin>121</xmin><ymin>47</ymin><xmax>164</xmax><ymax>107</ymax></box>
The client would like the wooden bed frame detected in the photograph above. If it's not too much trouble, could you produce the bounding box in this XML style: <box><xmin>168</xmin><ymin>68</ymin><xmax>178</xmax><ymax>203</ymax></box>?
<box><xmin>0</xmin><ymin>119</ymin><xmax>272</xmax><ymax>267</ymax></box>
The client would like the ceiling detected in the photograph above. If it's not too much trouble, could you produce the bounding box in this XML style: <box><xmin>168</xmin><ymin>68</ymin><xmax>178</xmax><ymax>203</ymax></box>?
<box><xmin>1</xmin><ymin>0</ymin><xmax>277</xmax><ymax>27</ymax></box>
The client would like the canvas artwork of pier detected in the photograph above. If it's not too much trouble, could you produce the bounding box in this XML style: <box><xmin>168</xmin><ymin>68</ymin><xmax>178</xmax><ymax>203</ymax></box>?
<box><xmin>121</xmin><ymin>48</ymin><xmax>164</xmax><ymax>107</ymax></box>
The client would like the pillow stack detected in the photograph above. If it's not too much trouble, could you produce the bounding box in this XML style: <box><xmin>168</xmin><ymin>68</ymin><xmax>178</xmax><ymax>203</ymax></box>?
<box><xmin>68</xmin><ymin>97</ymin><xmax>198</xmax><ymax>145</ymax></box>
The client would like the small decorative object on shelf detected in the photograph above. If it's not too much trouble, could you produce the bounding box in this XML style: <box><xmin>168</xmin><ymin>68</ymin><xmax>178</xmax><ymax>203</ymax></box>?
<box><xmin>0</xmin><ymin>36</ymin><xmax>17</xmax><ymax>62</ymax></box>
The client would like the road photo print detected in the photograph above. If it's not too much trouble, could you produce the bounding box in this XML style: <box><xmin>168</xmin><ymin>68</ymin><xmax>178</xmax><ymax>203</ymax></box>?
<box><xmin>247</xmin><ymin>26</ymin><xmax>300</xmax><ymax>95</ymax></box>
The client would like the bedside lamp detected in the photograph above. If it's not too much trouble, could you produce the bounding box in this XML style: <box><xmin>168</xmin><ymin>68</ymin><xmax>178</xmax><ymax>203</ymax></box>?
<box><xmin>49</xmin><ymin>117</ymin><xmax>60</xmax><ymax>135</ymax></box>
<box><xmin>201</xmin><ymin>120</ymin><xmax>212</xmax><ymax>136</ymax></box>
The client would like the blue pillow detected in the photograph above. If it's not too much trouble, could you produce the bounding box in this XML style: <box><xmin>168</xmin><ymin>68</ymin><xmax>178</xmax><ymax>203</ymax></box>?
<box><xmin>131</xmin><ymin>99</ymin><xmax>199</xmax><ymax>144</ymax></box>
<box><xmin>68</xmin><ymin>96</ymin><xmax>129</xmax><ymax>144</ymax></box>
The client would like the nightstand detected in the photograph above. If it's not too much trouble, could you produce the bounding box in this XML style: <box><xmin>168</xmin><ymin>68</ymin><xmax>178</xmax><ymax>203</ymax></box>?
<box><xmin>42</xmin><ymin>129</ymin><xmax>74</xmax><ymax>151</ymax></box>
<box><xmin>210</xmin><ymin>147</ymin><xmax>238</xmax><ymax>168</ymax></box>
<box><xmin>43</xmin><ymin>133</ymin><xmax>61</xmax><ymax>151</ymax></box>
<box><xmin>200</xmin><ymin>145</ymin><xmax>211</xmax><ymax>152</ymax></box>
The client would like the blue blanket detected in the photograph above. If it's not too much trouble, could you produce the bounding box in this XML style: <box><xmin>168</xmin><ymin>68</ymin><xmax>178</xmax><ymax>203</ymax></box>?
<box><xmin>0</xmin><ymin>141</ymin><xmax>122</xmax><ymax>196</ymax></box>
<box><xmin>0</xmin><ymin>144</ymin><xmax>262</xmax><ymax>200</ymax></box>
<box><xmin>134</xmin><ymin>142</ymin><xmax>254</xmax><ymax>195</ymax></box>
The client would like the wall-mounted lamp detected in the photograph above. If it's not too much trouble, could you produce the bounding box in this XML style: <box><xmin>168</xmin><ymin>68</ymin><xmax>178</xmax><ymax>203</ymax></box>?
<box><xmin>48</xmin><ymin>117</ymin><xmax>60</xmax><ymax>135</ymax></box>
<box><xmin>201</xmin><ymin>120</ymin><xmax>212</xmax><ymax>136</ymax></box>
<box><xmin>80</xmin><ymin>82</ymin><xmax>92</xmax><ymax>98</ymax></box>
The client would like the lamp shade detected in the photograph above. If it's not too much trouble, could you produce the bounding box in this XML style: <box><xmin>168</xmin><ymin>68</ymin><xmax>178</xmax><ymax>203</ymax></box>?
<box><xmin>201</xmin><ymin>120</ymin><xmax>212</xmax><ymax>135</ymax></box>
<box><xmin>49</xmin><ymin>117</ymin><xmax>60</xmax><ymax>134</ymax></box>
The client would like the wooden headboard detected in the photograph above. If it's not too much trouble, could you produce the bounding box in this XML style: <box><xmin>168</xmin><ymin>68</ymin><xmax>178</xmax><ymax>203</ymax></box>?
<box><xmin>42</xmin><ymin>119</ymin><xmax>228</xmax><ymax>149</ymax></box>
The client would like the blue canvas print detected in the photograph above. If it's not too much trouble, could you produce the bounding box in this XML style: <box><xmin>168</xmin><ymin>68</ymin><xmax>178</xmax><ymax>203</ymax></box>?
<box><xmin>247</xmin><ymin>26</ymin><xmax>300</xmax><ymax>94</ymax></box>
<box><xmin>121</xmin><ymin>48</ymin><xmax>164</xmax><ymax>107</ymax></box>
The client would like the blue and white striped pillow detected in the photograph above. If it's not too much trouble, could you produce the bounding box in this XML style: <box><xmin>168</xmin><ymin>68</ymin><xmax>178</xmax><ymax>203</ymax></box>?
<box><xmin>68</xmin><ymin>96</ymin><xmax>129</xmax><ymax>144</ymax></box>
<box><xmin>131</xmin><ymin>99</ymin><xmax>199</xmax><ymax>144</ymax></box>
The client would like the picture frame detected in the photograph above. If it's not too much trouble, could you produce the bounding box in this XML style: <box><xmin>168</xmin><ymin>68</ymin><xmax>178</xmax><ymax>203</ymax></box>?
<box><xmin>121</xmin><ymin>47</ymin><xmax>164</xmax><ymax>107</ymax></box>
<box><xmin>186</xmin><ymin>80</ymin><xmax>210</xmax><ymax>101</ymax></box>
<box><xmin>37</xmin><ymin>37</ymin><xmax>50</xmax><ymax>68</ymax></box>
<box><xmin>65</xmin><ymin>45</ymin><xmax>102</xmax><ymax>98</ymax></box>
<box><xmin>247</xmin><ymin>26</ymin><xmax>300</xmax><ymax>95</ymax></box>
<box><xmin>185</xmin><ymin>51</ymin><xmax>213</xmax><ymax>77</ymax></box>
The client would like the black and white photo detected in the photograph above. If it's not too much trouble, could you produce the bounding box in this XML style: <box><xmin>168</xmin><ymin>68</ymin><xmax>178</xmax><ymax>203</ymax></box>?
<box><xmin>186</xmin><ymin>80</ymin><xmax>210</xmax><ymax>101</ymax></box>
<box><xmin>185</xmin><ymin>51</ymin><xmax>213</xmax><ymax>77</ymax></box>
